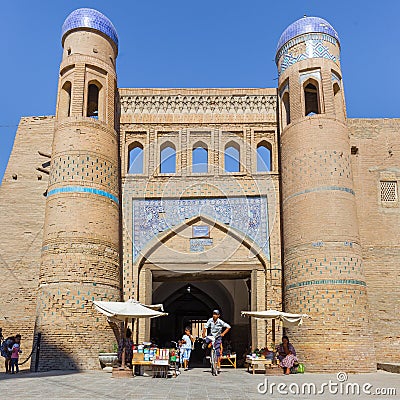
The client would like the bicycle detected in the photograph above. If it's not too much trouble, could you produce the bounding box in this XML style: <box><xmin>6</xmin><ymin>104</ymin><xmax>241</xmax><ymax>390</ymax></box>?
<box><xmin>203</xmin><ymin>335</ymin><xmax>219</xmax><ymax>376</ymax></box>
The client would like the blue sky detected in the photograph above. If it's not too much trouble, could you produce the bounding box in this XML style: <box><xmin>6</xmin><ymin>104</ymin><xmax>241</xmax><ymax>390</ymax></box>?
<box><xmin>1</xmin><ymin>0</ymin><xmax>399</xmax><ymax>182</ymax></box>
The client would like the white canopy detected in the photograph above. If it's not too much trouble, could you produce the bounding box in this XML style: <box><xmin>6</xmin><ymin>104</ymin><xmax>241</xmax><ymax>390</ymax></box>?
<box><xmin>93</xmin><ymin>299</ymin><xmax>167</xmax><ymax>321</ymax></box>
<box><xmin>241</xmin><ymin>310</ymin><xmax>309</xmax><ymax>327</ymax></box>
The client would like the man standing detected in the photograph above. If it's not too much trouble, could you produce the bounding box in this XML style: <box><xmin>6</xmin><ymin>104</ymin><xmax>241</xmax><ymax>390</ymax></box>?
<box><xmin>202</xmin><ymin>310</ymin><xmax>231</xmax><ymax>372</ymax></box>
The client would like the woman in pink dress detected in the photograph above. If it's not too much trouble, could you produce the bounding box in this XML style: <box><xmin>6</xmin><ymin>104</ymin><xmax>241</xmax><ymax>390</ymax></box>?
<box><xmin>276</xmin><ymin>335</ymin><xmax>298</xmax><ymax>375</ymax></box>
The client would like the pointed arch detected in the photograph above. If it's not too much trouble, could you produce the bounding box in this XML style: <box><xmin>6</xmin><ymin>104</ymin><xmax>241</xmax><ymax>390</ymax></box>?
<box><xmin>160</xmin><ymin>141</ymin><xmax>176</xmax><ymax>173</ymax></box>
<box><xmin>128</xmin><ymin>141</ymin><xmax>144</xmax><ymax>174</ymax></box>
<box><xmin>304</xmin><ymin>79</ymin><xmax>321</xmax><ymax>116</ymax></box>
<box><xmin>257</xmin><ymin>141</ymin><xmax>272</xmax><ymax>172</ymax></box>
<box><xmin>224</xmin><ymin>141</ymin><xmax>240</xmax><ymax>172</ymax></box>
<box><xmin>137</xmin><ymin>214</ymin><xmax>269</xmax><ymax>274</ymax></box>
<box><xmin>87</xmin><ymin>80</ymin><xmax>103</xmax><ymax>119</ymax></box>
<box><xmin>59</xmin><ymin>81</ymin><xmax>72</xmax><ymax>118</ymax></box>
<box><xmin>192</xmin><ymin>141</ymin><xmax>208</xmax><ymax>173</ymax></box>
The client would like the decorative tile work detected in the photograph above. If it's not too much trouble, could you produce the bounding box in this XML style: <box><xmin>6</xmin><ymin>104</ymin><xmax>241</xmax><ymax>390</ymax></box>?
<box><xmin>132</xmin><ymin>197</ymin><xmax>269</xmax><ymax>260</ymax></box>
<box><xmin>276</xmin><ymin>32</ymin><xmax>338</xmax><ymax>62</ymax></box>
<box><xmin>286</xmin><ymin>279</ymin><xmax>367</xmax><ymax>290</ymax></box>
<box><xmin>279</xmin><ymin>40</ymin><xmax>337</xmax><ymax>75</ymax></box>
<box><xmin>190</xmin><ymin>238</ymin><xmax>213</xmax><ymax>252</ymax></box>
<box><xmin>120</xmin><ymin>94</ymin><xmax>277</xmax><ymax>115</ymax></box>
<box><xmin>277</xmin><ymin>17</ymin><xmax>339</xmax><ymax>54</ymax></box>
<box><xmin>62</xmin><ymin>8</ymin><xmax>118</xmax><ymax>47</ymax></box>
<box><xmin>283</xmin><ymin>185</ymin><xmax>355</xmax><ymax>203</ymax></box>
<box><xmin>47</xmin><ymin>186</ymin><xmax>119</xmax><ymax>204</ymax></box>
<box><xmin>49</xmin><ymin>154</ymin><xmax>118</xmax><ymax>194</ymax></box>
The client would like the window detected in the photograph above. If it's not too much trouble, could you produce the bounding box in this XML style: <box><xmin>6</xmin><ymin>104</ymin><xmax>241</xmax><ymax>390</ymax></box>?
<box><xmin>257</xmin><ymin>141</ymin><xmax>272</xmax><ymax>172</ymax></box>
<box><xmin>87</xmin><ymin>82</ymin><xmax>101</xmax><ymax>118</ymax></box>
<box><xmin>128</xmin><ymin>142</ymin><xmax>144</xmax><ymax>174</ymax></box>
<box><xmin>59</xmin><ymin>81</ymin><xmax>72</xmax><ymax>117</ymax></box>
<box><xmin>192</xmin><ymin>142</ymin><xmax>208</xmax><ymax>173</ymax></box>
<box><xmin>380</xmin><ymin>181</ymin><xmax>398</xmax><ymax>202</ymax></box>
<box><xmin>304</xmin><ymin>81</ymin><xmax>320</xmax><ymax>116</ymax></box>
<box><xmin>333</xmin><ymin>82</ymin><xmax>342</xmax><ymax>118</ymax></box>
<box><xmin>225</xmin><ymin>142</ymin><xmax>240</xmax><ymax>172</ymax></box>
<box><xmin>282</xmin><ymin>92</ymin><xmax>290</xmax><ymax>127</ymax></box>
<box><xmin>160</xmin><ymin>142</ymin><xmax>176</xmax><ymax>173</ymax></box>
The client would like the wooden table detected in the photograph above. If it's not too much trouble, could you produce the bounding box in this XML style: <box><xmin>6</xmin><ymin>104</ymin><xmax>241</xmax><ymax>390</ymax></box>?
<box><xmin>131</xmin><ymin>361</ymin><xmax>152</xmax><ymax>376</ymax></box>
<box><xmin>245</xmin><ymin>357</ymin><xmax>273</xmax><ymax>374</ymax></box>
<box><xmin>220</xmin><ymin>354</ymin><xmax>236</xmax><ymax>368</ymax></box>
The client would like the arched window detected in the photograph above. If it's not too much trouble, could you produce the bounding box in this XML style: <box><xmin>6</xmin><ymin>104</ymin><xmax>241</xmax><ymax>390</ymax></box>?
<box><xmin>282</xmin><ymin>92</ymin><xmax>290</xmax><ymax>128</ymax></box>
<box><xmin>87</xmin><ymin>82</ymin><xmax>101</xmax><ymax>119</ymax></box>
<box><xmin>224</xmin><ymin>142</ymin><xmax>240</xmax><ymax>173</ymax></box>
<box><xmin>128</xmin><ymin>142</ymin><xmax>144</xmax><ymax>174</ymax></box>
<box><xmin>160</xmin><ymin>142</ymin><xmax>176</xmax><ymax>173</ymax></box>
<box><xmin>192</xmin><ymin>142</ymin><xmax>208</xmax><ymax>173</ymax></box>
<box><xmin>333</xmin><ymin>82</ymin><xmax>343</xmax><ymax>118</ymax></box>
<box><xmin>304</xmin><ymin>81</ymin><xmax>320</xmax><ymax>116</ymax></box>
<box><xmin>257</xmin><ymin>141</ymin><xmax>272</xmax><ymax>172</ymax></box>
<box><xmin>59</xmin><ymin>81</ymin><xmax>72</xmax><ymax>117</ymax></box>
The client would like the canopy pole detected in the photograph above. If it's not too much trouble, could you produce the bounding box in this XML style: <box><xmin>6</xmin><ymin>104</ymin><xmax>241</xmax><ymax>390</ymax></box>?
<box><xmin>272</xmin><ymin>319</ymin><xmax>276</xmax><ymax>347</ymax></box>
<box><xmin>120</xmin><ymin>317</ymin><xmax>128</xmax><ymax>370</ymax></box>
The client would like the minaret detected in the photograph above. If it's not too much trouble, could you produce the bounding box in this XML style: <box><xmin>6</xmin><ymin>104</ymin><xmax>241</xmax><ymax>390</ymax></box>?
<box><xmin>276</xmin><ymin>17</ymin><xmax>376</xmax><ymax>372</ymax></box>
<box><xmin>33</xmin><ymin>9</ymin><xmax>121</xmax><ymax>370</ymax></box>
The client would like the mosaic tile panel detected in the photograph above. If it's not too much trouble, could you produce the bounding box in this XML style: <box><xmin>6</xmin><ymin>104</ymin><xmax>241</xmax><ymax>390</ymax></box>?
<box><xmin>279</xmin><ymin>40</ymin><xmax>338</xmax><ymax>75</ymax></box>
<box><xmin>47</xmin><ymin>186</ymin><xmax>119</xmax><ymax>204</ymax></box>
<box><xmin>62</xmin><ymin>8</ymin><xmax>118</xmax><ymax>46</ymax></box>
<box><xmin>132</xmin><ymin>197</ymin><xmax>269</xmax><ymax>260</ymax></box>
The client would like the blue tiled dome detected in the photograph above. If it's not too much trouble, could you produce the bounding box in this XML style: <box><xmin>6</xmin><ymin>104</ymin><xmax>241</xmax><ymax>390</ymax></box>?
<box><xmin>62</xmin><ymin>8</ymin><xmax>118</xmax><ymax>47</ymax></box>
<box><xmin>277</xmin><ymin>16</ymin><xmax>339</xmax><ymax>54</ymax></box>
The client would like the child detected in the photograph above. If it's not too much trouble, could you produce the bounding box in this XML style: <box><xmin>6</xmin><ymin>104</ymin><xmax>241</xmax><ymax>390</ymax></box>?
<box><xmin>181</xmin><ymin>327</ymin><xmax>194</xmax><ymax>371</ymax></box>
<box><xmin>10</xmin><ymin>334</ymin><xmax>22</xmax><ymax>374</ymax></box>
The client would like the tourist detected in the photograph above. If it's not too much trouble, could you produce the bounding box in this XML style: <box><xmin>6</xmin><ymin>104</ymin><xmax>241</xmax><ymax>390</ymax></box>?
<box><xmin>180</xmin><ymin>326</ymin><xmax>195</xmax><ymax>371</ymax></box>
<box><xmin>10</xmin><ymin>334</ymin><xmax>22</xmax><ymax>374</ymax></box>
<box><xmin>1</xmin><ymin>335</ymin><xmax>15</xmax><ymax>374</ymax></box>
<box><xmin>276</xmin><ymin>335</ymin><xmax>298</xmax><ymax>375</ymax></box>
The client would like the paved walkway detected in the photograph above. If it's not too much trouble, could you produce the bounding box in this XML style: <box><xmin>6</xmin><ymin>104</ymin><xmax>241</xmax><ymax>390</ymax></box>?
<box><xmin>0</xmin><ymin>368</ymin><xmax>399</xmax><ymax>399</ymax></box>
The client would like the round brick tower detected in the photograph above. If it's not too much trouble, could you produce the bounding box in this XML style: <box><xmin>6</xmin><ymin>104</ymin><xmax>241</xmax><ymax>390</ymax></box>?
<box><xmin>276</xmin><ymin>17</ymin><xmax>376</xmax><ymax>372</ymax></box>
<box><xmin>33</xmin><ymin>9</ymin><xmax>121</xmax><ymax>370</ymax></box>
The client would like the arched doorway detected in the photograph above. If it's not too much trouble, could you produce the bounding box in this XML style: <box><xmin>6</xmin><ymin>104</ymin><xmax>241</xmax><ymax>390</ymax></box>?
<box><xmin>134</xmin><ymin>214</ymin><xmax>268</xmax><ymax>354</ymax></box>
<box><xmin>151</xmin><ymin>280</ymin><xmax>249</xmax><ymax>366</ymax></box>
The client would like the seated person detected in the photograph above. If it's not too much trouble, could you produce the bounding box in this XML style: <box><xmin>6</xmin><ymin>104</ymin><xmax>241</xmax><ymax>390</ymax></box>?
<box><xmin>276</xmin><ymin>335</ymin><xmax>298</xmax><ymax>375</ymax></box>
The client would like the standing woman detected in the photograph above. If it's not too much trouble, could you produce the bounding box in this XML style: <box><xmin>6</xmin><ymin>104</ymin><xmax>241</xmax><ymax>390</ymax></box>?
<box><xmin>276</xmin><ymin>335</ymin><xmax>298</xmax><ymax>375</ymax></box>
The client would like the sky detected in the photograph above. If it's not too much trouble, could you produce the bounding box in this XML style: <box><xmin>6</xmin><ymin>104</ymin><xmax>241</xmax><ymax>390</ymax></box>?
<box><xmin>1</xmin><ymin>0</ymin><xmax>399</xmax><ymax>182</ymax></box>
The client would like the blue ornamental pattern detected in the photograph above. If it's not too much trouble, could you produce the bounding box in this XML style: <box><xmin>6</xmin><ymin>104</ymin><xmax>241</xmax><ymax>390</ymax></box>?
<box><xmin>62</xmin><ymin>8</ymin><xmax>118</xmax><ymax>47</ymax></box>
<box><xmin>277</xmin><ymin>16</ymin><xmax>339</xmax><ymax>54</ymax></box>
<box><xmin>132</xmin><ymin>197</ymin><xmax>269</xmax><ymax>260</ymax></box>
<box><xmin>279</xmin><ymin>40</ymin><xmax>337</xmax><ymax>75</ymax></box>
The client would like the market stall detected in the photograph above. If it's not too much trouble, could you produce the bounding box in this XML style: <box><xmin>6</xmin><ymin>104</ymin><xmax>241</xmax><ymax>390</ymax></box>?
<box><xmin>241</xmin><ymin>309</ymin><xmax>309</xmax><ymax>374</ymax></box>
<box><xmin>93</xmin><ymin>299</ymin><xmax>171</xmax><ymax>376</ymax></box>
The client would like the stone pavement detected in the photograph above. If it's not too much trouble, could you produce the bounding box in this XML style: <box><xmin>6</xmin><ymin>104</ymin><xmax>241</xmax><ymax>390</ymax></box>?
<box><xmin>0</xmin><ymin>368</ymin><xmax>399</xmax><ymax>400</ymax></box>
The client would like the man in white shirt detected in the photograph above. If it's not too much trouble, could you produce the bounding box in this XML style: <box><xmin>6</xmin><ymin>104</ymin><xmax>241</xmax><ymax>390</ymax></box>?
<box><xmin>202</xmin><ymin>309</ymin><xmax>231</xmax><ymax>372</ymax></box>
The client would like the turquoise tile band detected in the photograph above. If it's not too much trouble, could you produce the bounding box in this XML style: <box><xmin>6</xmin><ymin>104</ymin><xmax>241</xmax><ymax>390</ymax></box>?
<box><xmin>284</xmin><ymin>186</ymin><xmax>355</xmax><ymax>203</ymax></box>
<box><xmin>286</xmin><ymin>279</ymin><xmax>366</xmax><ymax>290</ymax></box>
<box><xmin>47</xmin><ymin>186</ymin><xmax>119</xmax><ymax>204</ymax></box>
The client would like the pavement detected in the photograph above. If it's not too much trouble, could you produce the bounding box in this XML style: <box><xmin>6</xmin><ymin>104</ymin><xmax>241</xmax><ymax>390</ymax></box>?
<box><xmin>0</xmin><ymin>367</ymin><xmax>399</xmax><ymax>400</ymax></box>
